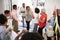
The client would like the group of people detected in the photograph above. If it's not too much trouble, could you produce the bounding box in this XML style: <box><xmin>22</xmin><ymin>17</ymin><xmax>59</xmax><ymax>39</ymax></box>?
<box><xmin>0</xmin><ymin>3</ymin><xmax>60</xmax><ymax>40</ymax></box>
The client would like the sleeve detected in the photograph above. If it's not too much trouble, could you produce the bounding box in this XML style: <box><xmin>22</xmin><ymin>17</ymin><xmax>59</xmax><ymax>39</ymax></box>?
<box><xmin>0</xmin><ymin>30</ymin><xmax>4</xmax><ymax>40</ymax></box>
<box><xmin>30</xmin><ymin>11</ymin><xmax>34</xmax><ymax>18</ymax></box>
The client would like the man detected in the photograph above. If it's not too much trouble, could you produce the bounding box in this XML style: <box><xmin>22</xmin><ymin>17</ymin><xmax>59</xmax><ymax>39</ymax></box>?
<box><xmin>4</xmin><ymin>10</ymin><xmax>10</xmax><ymax>19</ymax></box>
<box><xmin>0</xmin><ymin>14</ymin><xmax>10</xmax><ymax>40</ymax></box>
<box><xmin>45</xmin><ymin>11</ymin><xmax>56</xmax><ymax>40</ymax></box>
<box><xmin>20</xmin><ymin>3</ymin><xmax>26</xmax><ymax>27</ymax></box>
<box><xmin>57</xmin><ymin>9</ymin><xmax>60</xmax><ymax>40</ymax></box>
<box><xmin>38</xmin><ymin>8</ymin><xmax>47</xmax><ymax>36</ymax></box>
<box><xmin>11</xmin><ymin>5</ymin><xmax>18</xmax><ymax>33</ymax></box>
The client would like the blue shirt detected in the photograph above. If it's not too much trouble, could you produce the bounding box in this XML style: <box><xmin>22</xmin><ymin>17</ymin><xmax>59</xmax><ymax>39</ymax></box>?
<box><xmin>0</xmin><ymin>26</ymin><xmax>6</xmax><ymax>40</ymax></box>
<box><xmin>49</xmin><ymin>16</ymin><xmax>54</xmax><ymax>26</ymax></box>
<box><xmin>45</xmin><ymin>16</ymin><xmax>54</xmax><ymax>29</ymax></box>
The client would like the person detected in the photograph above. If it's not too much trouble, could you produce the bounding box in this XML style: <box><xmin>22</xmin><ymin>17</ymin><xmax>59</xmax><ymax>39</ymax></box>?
<box><xmin>57</xmin><ymin>9</ymin><xmax>60</xmax><ymax>40</ymax></box>
<box><xmin>20</xmin><ymin>3</ymin><xmax>26</xmax><ymax>27</ymax></box>
<box><xmin>25</xmin><ymin>6</ymin><xmax>34</xmax><ymax>31</ymax></box>
<box><xmin>33</xmin><ymin>7</ymin><xmax>40</xmax><ymax>32</ymax></box>
<box><xmin>0</xmin><ymin>14</ymin><xmax>10</xmax><ymax>40</ymax></box>
<box><xmin>45</xmin><ymin>11</ymin><xmax>56</xmax><ymax>40</ymax></box>
<box><xmin>4</xmin><ymin>10</ymin><xmax>11</xmax><ymax>19</ymax></box>
<box><xmin>21</xmin><ymin>32</ymin><xmax>43</xmax><ymax>40</ymax></box>
<box><xmin>11</xmin><ymin>5</ymin><xmax>18</xmax><ymax>33</ymax></box>
<box><xmin>15</xmin><ymin>30</ymin><xmax>43</xmax><ymax>40</ymax></box>
<box><xmin>38</xmin><ymin>8</ymin><xmax>47</xmax><ymax>36</ymax></box>
<box><xmin>15</xmin><ymin>29</ymin><xmax>27</xmax><ymax>40</ymax></box>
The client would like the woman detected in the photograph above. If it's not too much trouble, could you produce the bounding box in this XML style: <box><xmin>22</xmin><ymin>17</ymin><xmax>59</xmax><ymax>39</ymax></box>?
<box><xmin>25</xmin><ymin>6</ymin><xmax>34</xmax><ymax>31</ymax></box>
<box><xmin>38</xmin><ymin>9</ymin><xmax>47</xmax><ymax>36</ymax></box>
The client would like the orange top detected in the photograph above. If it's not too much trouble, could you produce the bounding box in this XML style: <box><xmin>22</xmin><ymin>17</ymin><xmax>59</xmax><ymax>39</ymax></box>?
<box><xmin>38</xmin><ymin>13</ymin><xmax>47</xmax><ymax>29</ymax></box>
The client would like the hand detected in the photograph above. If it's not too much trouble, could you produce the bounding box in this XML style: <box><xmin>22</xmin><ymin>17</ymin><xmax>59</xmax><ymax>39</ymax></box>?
<box><xmin>9</xmin><ymin>28</ymin><xmax>12</xmax><ymax>32</ymax></box>
<box><xmin>21</xmin><ymin>29</ymin><xmax>27</xmax><ymax>34</ymax></box>
<box><xmin>48</xmin><ymin>20</ymin><xmax>50</xmax><ymax>22</ymax></box>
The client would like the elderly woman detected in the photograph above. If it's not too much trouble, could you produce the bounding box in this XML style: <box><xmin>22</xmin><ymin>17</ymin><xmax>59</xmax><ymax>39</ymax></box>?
<box><xmin>38</xmin><ymin>8</ymin><xmax>47</xmax><ymax>36</ymax></box>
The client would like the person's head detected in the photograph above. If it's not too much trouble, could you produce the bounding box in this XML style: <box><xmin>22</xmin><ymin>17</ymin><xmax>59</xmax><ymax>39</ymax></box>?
<box><xmin>26</xmin><ymin>6</ymin><xmax>30</xmax><ymax>12</ymax></box>
<box><xmin>4</xmin><ymin>10</ymin><xmax>10</xmax><ymax>17</ymax></box>
<box><xmin>53</xmin><ymin>11</ymin><xmax>56</xmax><ymax>17</ymax></box>
<box><xmin>57</xmin><ymin>9</ymin><xmax>60</xmax><ymax>16</ymax></box>
<box><xmin>13</xmin><ymin>5</ymin><xmax>17</xmax><ymax>10</ymax></box>
<box><xmin>0</xmin><ymin>14</ymin><xmax>7</xmax><ymax>26</ymax></box>
<box><xmin>22</xmin><ymin>3</ymin><xmax>25</xmax><ymax>8</ymax></box>
<box><xmin>41</xmin><ymin>8</ymin><xmax>46</xmax><ymax>15</ymax></box>
<box><xmin>35</xmin><ymin>7</ymin><xmax>40</xmax><ymax>14</ymax></box>
<box><xmin>21</xmin><ymin>32</ymin><xmax>43</xmax><ymax>40</ymax></box>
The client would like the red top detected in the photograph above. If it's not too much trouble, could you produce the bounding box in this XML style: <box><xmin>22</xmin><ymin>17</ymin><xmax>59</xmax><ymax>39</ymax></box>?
<box><xmin>38</xmin><ymin>13</ymin><xmax>47</xmax><ymax>29</ymax></box>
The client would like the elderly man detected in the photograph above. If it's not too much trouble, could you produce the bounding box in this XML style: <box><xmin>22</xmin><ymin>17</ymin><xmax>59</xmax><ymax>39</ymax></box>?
<box><xmin>20</xmin><ymin>3</ymin><xmax>26</xmax><ymax>27</ymax></box>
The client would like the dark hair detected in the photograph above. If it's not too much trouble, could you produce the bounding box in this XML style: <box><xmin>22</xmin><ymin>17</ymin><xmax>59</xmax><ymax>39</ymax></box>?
<box><xmin>23</xmin><ymin>3</ymin><xmax>25</xmax><ymax>5</ymax></box>
<box><xmin>21</xmin><ymin>32</ymin><xmax>43</xmax><ymax>40</ymax></box>
<box><xmin>35</xmin><ymin>7</ymin><xmax>40</xmax><ymax>14</ymax></box>
<box><xmin>0</xmin><ymin>14</ymin><xmax>7</xmax><ymax>25</ymax></box>
<box><xmin>13</xmin><ymin>5</ymin><xmax>17</xmax><ymax>9</ymax></box>
<box><xmin>4</xmin><ymin>10</ymin><xmax>10</xmax><ymax>14</ymax></box>
<box><xmin>26</xmin><ymin>6</ymin><xmax>30</xmax><ymax>9</ymax></box>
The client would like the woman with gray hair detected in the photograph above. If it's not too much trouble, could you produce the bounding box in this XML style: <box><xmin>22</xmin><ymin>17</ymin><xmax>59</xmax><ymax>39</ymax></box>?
<box><xmin>38</xmin><ymin>8</ymin><xmax>47</xmax><ymax>36</ymax></box>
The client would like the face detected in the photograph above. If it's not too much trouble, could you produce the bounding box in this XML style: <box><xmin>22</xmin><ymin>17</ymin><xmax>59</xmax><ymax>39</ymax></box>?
<box><xmin>26</xmin><ymin>7</ymin><xmax>30</xmax><ymax>12</ymax></box>
<box><xmin>15</xmin><ymin>7</ymin><xmax>17</xmax><ymax>10</ymax></box>
<box><xmin>4</xmin><ymin>21</ymin><xmax>8</xmax><ymax>27</ymax></box>
<box><xmin>5</xmin><ymin>13</ymin><xmax>10</xmax><ymax>19</ymax></box>
<box><xmin>23</xmin><ymin>3</ymin><xmax>25</xmax><ymax>8</ymax></box>
<box><xmin>40</xmin><ymin>12</ymin><xmax>45</xmax><ymax>15</ymax></box>
<box><xmin>57</xmin><ymin>9</ymin><xmax>60</xmax><ymax>16</ymax></box>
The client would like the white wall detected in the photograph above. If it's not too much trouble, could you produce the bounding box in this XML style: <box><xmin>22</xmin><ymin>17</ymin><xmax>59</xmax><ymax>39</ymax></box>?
<box><xmin>0</xmin><ymin>0</ymin><xmax>60</xmax><ymax>17</ymax></box>
<box><xmin>12</xmin><ymin>0</ymin><xmax>60</xmax><ymax>19</ymax></box>
<box><xmin>45</xmin><ymin>0</ymin><xmax>60</xmax><ymax>20</ymax></box>
<box><xmin>3</xmin><ymin>0</ymin><xmax>11</xmax><ymax>10</ymax></box>
<box><xmin>0</xmin><ymin>0</ymin><xmax>4</xmax><ymax>14</ymax></box>
<box><xmin>0</xmin><ymin>0</ymin><xmax>11</xmax><ymax>14</ymax></box>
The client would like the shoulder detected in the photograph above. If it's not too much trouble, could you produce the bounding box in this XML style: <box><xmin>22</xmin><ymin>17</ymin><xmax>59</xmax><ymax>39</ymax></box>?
<box><xmin>0</xmin><ymin>26</ymin><xmax>4</xmax><ymax>33</ymax></box>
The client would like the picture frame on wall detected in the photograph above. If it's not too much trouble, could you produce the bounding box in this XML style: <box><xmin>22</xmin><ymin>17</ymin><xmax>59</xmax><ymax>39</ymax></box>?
<box><xmin>37</xmin><ymin>0</ymin><xmax>45</xmax><ymax>6</ymax></box>
<box><xmin>32</xmin><ymin>0</ymin><xmax>45</xmax><ymax>6</ymax></box>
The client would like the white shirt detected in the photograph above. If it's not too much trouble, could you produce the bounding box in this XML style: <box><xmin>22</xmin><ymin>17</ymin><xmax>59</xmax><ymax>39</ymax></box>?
<box><xmin>11</xmin><ymin>9</ymin><xmax>18</xmax><ymax>21</ymax></box>
<box><xmin>20</xmin><ymin>7</ymin><xmax>26</xmax><ymax>16</ymax></box>
<box><xmin>34</xmin><ymin>13</ymin><xmax>39</xmax><ymax>23</ymax></box>
<box><xmin>0</xmin><ymin>26</ymin><xmax>6</xmax><ymax>40</ymax></box>
<box><xmin>25</xmin><ymin>10</ymin><xmax>33</xmax><ymax>21</ymax></box>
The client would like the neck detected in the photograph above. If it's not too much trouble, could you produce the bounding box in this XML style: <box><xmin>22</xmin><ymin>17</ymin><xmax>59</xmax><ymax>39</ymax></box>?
<box><xmin>23</xmin><ymin>7</ymin><xmax>25</xmax><ymax>8</ymax></box>
<box><xmin>0</xmin><ymin>24</ymin><xmax>6</xmax><ymax>27</ymax></box>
